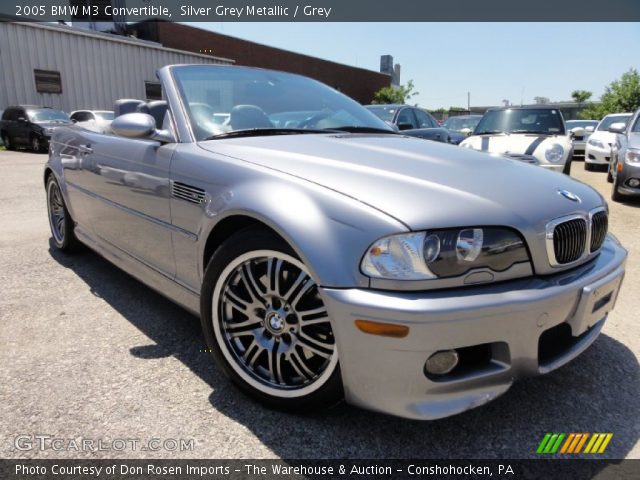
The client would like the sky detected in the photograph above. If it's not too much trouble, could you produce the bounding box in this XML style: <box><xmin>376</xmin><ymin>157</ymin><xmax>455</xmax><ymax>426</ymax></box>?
<box><xmin>189</xmin><ymin>22</ymin><xmax>640</xmax><ymax>109</ymax></box>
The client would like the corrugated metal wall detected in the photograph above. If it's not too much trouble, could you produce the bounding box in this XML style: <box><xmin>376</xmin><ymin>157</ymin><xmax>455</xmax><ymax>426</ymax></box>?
<box><xmin>0</xmin><ymin>22</ymin><xmax>233</xmax><ymax>112</ymax></box>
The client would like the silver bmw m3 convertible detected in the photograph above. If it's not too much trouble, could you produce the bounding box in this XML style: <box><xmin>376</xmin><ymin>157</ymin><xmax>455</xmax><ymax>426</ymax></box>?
<box><xmin>45</xmin><ymin>65</ymin><xmax>627</xmax><ymax>420</ymax></box>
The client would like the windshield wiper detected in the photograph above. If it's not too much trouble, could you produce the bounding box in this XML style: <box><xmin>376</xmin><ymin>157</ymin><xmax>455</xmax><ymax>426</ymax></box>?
<box><xmin>475</xmin><ymin>130</ymin><xmax>505</xmax><ymax>135</ymax></box>
<box><xmin>326</xmin><ymin>126</ymin><xmax>397</xmax><ymax>134</ymax></box>
<box><xmin>203</xmin><ymin>128</ymin><xmax>327</xmax><ymax>140</ymax></box>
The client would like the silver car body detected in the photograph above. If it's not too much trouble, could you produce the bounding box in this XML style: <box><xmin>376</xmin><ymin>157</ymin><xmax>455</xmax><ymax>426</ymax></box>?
<box><xmin>566</xmin><ymin>119</ymin><xmax>598</xmax><ymax>158</ymax></box>
<box><xmin>45</xmin><ymin>65</ymin><xmax>627</xmax><ymax>419</ymax></box>
<box><xmin>610</xmin><ymin>108</ymin><xmax>640</xmax><ymax>199</ymax></box>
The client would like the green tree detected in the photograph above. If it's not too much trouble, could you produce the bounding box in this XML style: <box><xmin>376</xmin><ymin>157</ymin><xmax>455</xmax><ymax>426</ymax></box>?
<box><xmin>580</xmin><ymin>68</ymin><xmax>640</xmax><ymax>119</ymax></box>
<box><xmin>571</xmin><ymin>89</ymin><xmax>592</xmax><ymax>105</ymax></box>
<box><xmin>372</xmin><ymin>80</ymin><xmax>419</xmax><ymax>104</ymax></box>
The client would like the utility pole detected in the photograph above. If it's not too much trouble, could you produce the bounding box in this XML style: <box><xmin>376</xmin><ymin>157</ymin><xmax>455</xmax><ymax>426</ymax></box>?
<box><xmin>467</xmin><ymin>91</ymin><xmax>470</xmax><ymax>112</ymax></box>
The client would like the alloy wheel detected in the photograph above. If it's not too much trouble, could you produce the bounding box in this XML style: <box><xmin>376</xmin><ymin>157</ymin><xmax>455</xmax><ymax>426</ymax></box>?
<box><xmin>47</xmin><ymin>180</ymin><xmax>66</xmax><ymax>244</ymax></box>
<box><xmin>212</xmin><ymin>251</ymin><xmax>337</xmax><ymax>398</ymax></box>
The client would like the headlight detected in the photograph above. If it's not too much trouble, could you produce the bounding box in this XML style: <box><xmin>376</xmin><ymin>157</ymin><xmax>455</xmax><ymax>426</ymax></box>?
<box><xmin>544</xmin><ymin>143</ymin><xmax>564</xmax><ymax>163</ymax></box>
<box><xmin>625</xmin><ymin>149</ymin><xmax>640</xmax><ymax>164</ymax></box>
<box><xmin>588</xmin><ymin>138</ymin><xmax>605</xmax><ymax>149</ymax></box>
<box><xmin>361</xmin><ymin>228</ymin><xmax>530</xmax><ymax>280</ymax></box>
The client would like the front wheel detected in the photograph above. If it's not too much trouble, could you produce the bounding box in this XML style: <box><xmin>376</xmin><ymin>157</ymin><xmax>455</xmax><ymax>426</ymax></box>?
<box><xmin>201</xmin><ymin>228</ymin><xmax>342</xmax><ymax>411</ymax></box>
<box><xmin>2</xmin><ymin>132</ymin><xmax>14</xmax><ymax>150</ymax></box>
<box><xmin>46</xmin><ymin>175</ymin><xmax>80</xmax><ymax>251</ymax></box>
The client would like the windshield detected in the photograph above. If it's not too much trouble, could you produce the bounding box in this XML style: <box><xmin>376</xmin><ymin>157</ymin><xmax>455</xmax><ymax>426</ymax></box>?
<box><xmin>475</xmin><ymin>108</ymin><xmax>565</xmax><ymax>135</ymax></box>
<box><xmin>95</xmin><ymin>111</ymin><xmax>114</xmax><ymax>120</ymax></box>
<box><xmin>597</xmin><ymin>114</ymin><xmax>632</xmax><ymax>131</ymax></box>
<box><xmin>171</xmin><ymin>65</ymin><xmax>393</xmax><ymax>140</ymax></box>
<box><xmin>27</xmin><ymin>109</ymin><xmax>70</xmax><ymax>123</ymax></box>
<box><xmin>565</xmin><ymin>120</ymin><xmax>598</xmax><ymax>129</ymax></box>
<box><xmin>443</xmin><ymin>116</ymin><xmax>481</xmax><ymax>132</ymax></box>
<box><xmin>365</xmin><ymin>106</ymin><xmax>399</xmax><ymax>122</ymax></box>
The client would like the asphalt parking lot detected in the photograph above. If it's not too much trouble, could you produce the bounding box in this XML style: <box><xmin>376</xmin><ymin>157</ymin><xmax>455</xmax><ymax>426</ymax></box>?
<box><xmin>0</xmin><ymin>150</ymin><xmax>638</xmax><ymax>460</ymax></box>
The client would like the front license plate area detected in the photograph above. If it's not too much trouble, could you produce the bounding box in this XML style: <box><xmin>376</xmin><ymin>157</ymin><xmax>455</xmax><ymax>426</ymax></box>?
<box><xmin>570</xmin><ymin>271</ymin><xmax>624</xmax><ymax>336</ymax></box>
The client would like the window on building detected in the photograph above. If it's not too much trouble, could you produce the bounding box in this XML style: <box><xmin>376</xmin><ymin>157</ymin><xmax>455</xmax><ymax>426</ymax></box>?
<box><xmin>34</xmin><ymin>70</ymin><xmax>62</xmax><ymax>94</ymax></box>
<box><xmin>145</xmin><ymin>81</ymin><xmax>162</xmax><ymax>100</ymax></box>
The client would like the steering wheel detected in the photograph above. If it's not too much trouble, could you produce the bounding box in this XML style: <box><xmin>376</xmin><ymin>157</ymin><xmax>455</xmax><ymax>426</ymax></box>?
<box><xmin>297</xmin><ymin>111</ymin><xmax>332</xmax><ymax>129</ymax></box>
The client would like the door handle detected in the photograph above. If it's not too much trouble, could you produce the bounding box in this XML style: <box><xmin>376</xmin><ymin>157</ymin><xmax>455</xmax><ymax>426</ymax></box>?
<box><xmin>78</xmin><ymin>144</ymin><xmax>93</xmax><ymax>154</ymax></box>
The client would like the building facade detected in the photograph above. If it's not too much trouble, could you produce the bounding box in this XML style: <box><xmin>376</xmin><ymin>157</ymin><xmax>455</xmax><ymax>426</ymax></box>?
<box><xmin>0</xmin><ymin>21</ymin><xmax>232</xmax><ymax>112</ymax></box>
<box><xmin>128</xmin><ymin>21</ymin><xmax>391</xmax><ymax>105</ymax></box>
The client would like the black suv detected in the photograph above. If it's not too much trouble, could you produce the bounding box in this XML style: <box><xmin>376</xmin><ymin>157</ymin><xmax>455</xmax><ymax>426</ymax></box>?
<box><xmin>0</xmin><ymin>105</ymin><xmax>71</xmax><ymax>152</ymax></box>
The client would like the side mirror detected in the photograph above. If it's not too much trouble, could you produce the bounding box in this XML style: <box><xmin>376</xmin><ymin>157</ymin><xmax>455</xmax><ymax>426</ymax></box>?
<box><xmin>111</xmin><ymin>113</ymin><xmax>175</xmax><ymax>143</ymax></box>
<box><xmin>585</xmin><ymin>126</ymin><xmax>595</xmax><ymax>133</ymax></box>
<box><xmin>397</xmin><ymin>122</ymin><xmax>413</xmax><ymax>131</ymax></box>
<box><xmin>608</xmin><ymin>122</ymin><xmax>626</xmax><ymax>134</ymax></box>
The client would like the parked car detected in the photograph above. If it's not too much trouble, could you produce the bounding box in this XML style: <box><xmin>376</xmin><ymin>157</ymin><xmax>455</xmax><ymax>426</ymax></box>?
<box><xmin>70</xmin><ymin>110</ymin><xmax>114</xmax><ymax>134</ymax></box>
<box><xmin>442</xmin><ymin>115</ymin><xmax>483</xmax><ymax>145</ymax></box>
<box><xmin>565</xmin><ymin>119</ymin><xmax>598</xmax><ymax>159</ymax></box>
<box><xmin>365</xmin><ymin>104</ymin><xmax>451</xmax><ymax>143</ymax></box>
<box><xmin>460</xmin><ymin>106</ymin><xmax>573</xmax><ymax>174</ymax></box>
<box><xmin>585</xmin><ymin>113</ymin><xmax>632</xmax><ymax>171</ymax></box>
<box><xmin>45</xmin><ymin>65</ymin><xmax>626</xmax><ymax>420</ymax></box>
<box><xmin>1</xmin><ymin>105</ymin><xmax>71</xmax><ymax>152</ymax></box>
<box><xmin>608</xmin><ymin>109</ymin><xmax>640</xmax><ymax>201</ymax></box>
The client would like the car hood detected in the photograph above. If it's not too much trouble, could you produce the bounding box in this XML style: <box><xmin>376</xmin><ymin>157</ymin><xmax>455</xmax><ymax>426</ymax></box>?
<box><xmin>588</xmin><ymin>130</ymin><xmax>616</xmax><ymax>145</ymax></box>
<box><xmin>461</xmin><ymin>133</ymin><xmax>570</xmax><ymax>156</ymax></box>
<box><xmin>198</xmin><ymin>133</ymin><xmax>603</xmax><ymax>230</ymax></box>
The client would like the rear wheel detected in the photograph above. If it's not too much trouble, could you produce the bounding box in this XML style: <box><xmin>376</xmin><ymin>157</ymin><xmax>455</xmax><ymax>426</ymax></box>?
<box><xmin>46</xmin><ymin>175</ymin><xmax>80</xmax><ymax>251</ymax></box>
<box><xmin>201</xmin><ymin>228</ymin><xmax>342</xmax><ymax>411</ymax></box>
<box><xmin>31</xmin><ymin>135</ymin><xmax>42</xmax><ymax>153</ymax></box>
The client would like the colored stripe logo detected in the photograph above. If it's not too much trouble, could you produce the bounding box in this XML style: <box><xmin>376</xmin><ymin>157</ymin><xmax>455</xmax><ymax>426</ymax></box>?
<box><xmin>537</xmin><ymin>433</ymin><xmax>612</xmax><ymax>454</ymax></box>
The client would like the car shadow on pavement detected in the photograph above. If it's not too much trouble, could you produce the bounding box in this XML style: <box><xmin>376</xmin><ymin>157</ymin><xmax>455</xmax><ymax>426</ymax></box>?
<box><xmin>49</xmin><ymin>243</ymin><xmax>639</xmax><ymax>460</ymax></box>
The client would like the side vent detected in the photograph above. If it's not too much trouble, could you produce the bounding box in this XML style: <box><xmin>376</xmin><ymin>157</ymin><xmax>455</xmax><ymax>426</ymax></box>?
<box><xmin>171</xmin><ymin>181</ymin><xmax>205</xmax><ymax>205</ymax></box>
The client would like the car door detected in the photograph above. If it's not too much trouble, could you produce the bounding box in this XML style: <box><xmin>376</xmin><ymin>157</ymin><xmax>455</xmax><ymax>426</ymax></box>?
<box><xmin>412</xmin><ymin>108</ymin><xmax>448</xmax><ymax>142</ymax></box>
<box><xmin>69</xmin><ymin>128</ymin><xmax>176</xmax><ymax>278</ymax></box>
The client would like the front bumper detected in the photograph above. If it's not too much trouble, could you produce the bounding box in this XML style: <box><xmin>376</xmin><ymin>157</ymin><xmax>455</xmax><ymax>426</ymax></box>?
<box><xmin>321</xmin><ymin>236</ymin><xmax>626</xmax><ymax>420</ymax></box>
<box><xmin>585</xmin><ymin>144</ymin><xmax>611</xmax><ymax>164</ymax></box>
<box><xmin>616</xmin><ymin>162</ymin><xmax>640</xmax><ymax>197</ymax></box>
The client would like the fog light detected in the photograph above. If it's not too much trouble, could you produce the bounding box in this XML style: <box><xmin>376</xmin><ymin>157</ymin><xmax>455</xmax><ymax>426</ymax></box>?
<box><xmin>628</xmin><ymin>178</ymin><xmax>640</xmax><ymax>188</ymax></box>
<box><xmin>425</xmin><ymin>350</ymin><xmax>459</xmax><ymax>375</ymax></box>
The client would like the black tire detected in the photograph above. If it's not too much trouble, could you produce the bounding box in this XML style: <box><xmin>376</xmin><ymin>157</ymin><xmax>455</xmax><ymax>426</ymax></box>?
<box><xmin>562</xmin><ymin>157</ymin><xmax>572</xmax><ymax>175</ymax></box>
<box><xmin>607</xmin><ymin>167</ymin><xmax>613</xmax><ymax>183</ymax></box>
<box><xmin>46</xmin><ymin>175</ymin><xmax>81</xmax><ymax>252</ymax></box>
<box><xmin>2</xmin><ymin>132</ymin><xmax>14</xmax><ymax>150</ymax></box>
<box><xmin>611</xmin><ymin>173</ymin><xmax>624</xmax><ymax>202</ymax></box>
<box><xmin>200</xmin><ymin>227</ymin><xmax>343</xmax><ymax>411</ymax></box>
<box><xmin>30</xmin><ymin>135</ymin><xmax>43</xmax><ymax>153</ymax></box>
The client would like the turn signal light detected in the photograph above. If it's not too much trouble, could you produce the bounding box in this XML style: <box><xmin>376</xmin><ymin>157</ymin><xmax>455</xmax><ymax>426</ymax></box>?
<box><xmin>354</xmin><ymin>319</ymin><xmax>409</xmax><ymax>338</ymax></box>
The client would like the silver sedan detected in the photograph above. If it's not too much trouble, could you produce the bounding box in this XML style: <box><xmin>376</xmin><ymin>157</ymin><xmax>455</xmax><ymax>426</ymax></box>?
<box><xmin>45</xmin><ymin>65</ymin><xmax>627</xmax><ymax>420</ymax></box>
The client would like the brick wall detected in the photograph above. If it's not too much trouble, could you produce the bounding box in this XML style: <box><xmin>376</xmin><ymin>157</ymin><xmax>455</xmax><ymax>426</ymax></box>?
<box><xmin>129</xmin><ymin>22</ymin><xmax>390</xmax><ymax>104</ymax></box>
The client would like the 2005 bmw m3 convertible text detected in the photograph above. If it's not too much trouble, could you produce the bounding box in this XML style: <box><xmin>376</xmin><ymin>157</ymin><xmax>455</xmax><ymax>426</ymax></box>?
<box><xmin>45</xmin><ymin>65</ymin><xmax>627</xmax><ymax>420</ymax></box>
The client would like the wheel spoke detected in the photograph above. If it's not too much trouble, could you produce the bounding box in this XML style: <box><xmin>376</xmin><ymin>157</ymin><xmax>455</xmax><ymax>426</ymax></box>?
<box><xmin>296</xmin><ymin>330</ymin><xmax>333</xmax><ymax>358</ymax></box>
<box><xmin>283</xmin><ymin>271</ymin><xmax>308</xmax><ymax>305</ymax></box>
<box><xmin>223</xmin><ymin>287</ymin><xmax>250</xmax><ymax>312</ymax></box>
<box><xmin>240</xmin><ymin>263</ymin><xmax>265</xmax><ymax>305</ymax></box>
<box><xmin>268</xmin><ymin>343</ymin><xmax>284</xmax><ymax>384</ymax></box>
<box><xmin>290</xmin><ymin>278</ymin><xmax>315</xmax><ymax>309</ymax></box>
<box><xmin>289</xmin><ymin>349</ymin><xmax>315</xmax><ymax>380</ymax></box>
<box><xmin>266</xmin><ymin>258</ymin><xmax>283</xmax><ymax>295</ymax></box>
<box><xmin>226</xmin><ymin>319</ymin><xmax>261</xmax><ymax>338</ymax></box>
<box><xmin>242</xmin><ymin>340</ymin><xmax>263</xmax><ymax>368</ymax></box>
<box><xmin>300</xmin><ymin>316</ymin><xmax>330</xmax><ymax>327</ymax></box>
